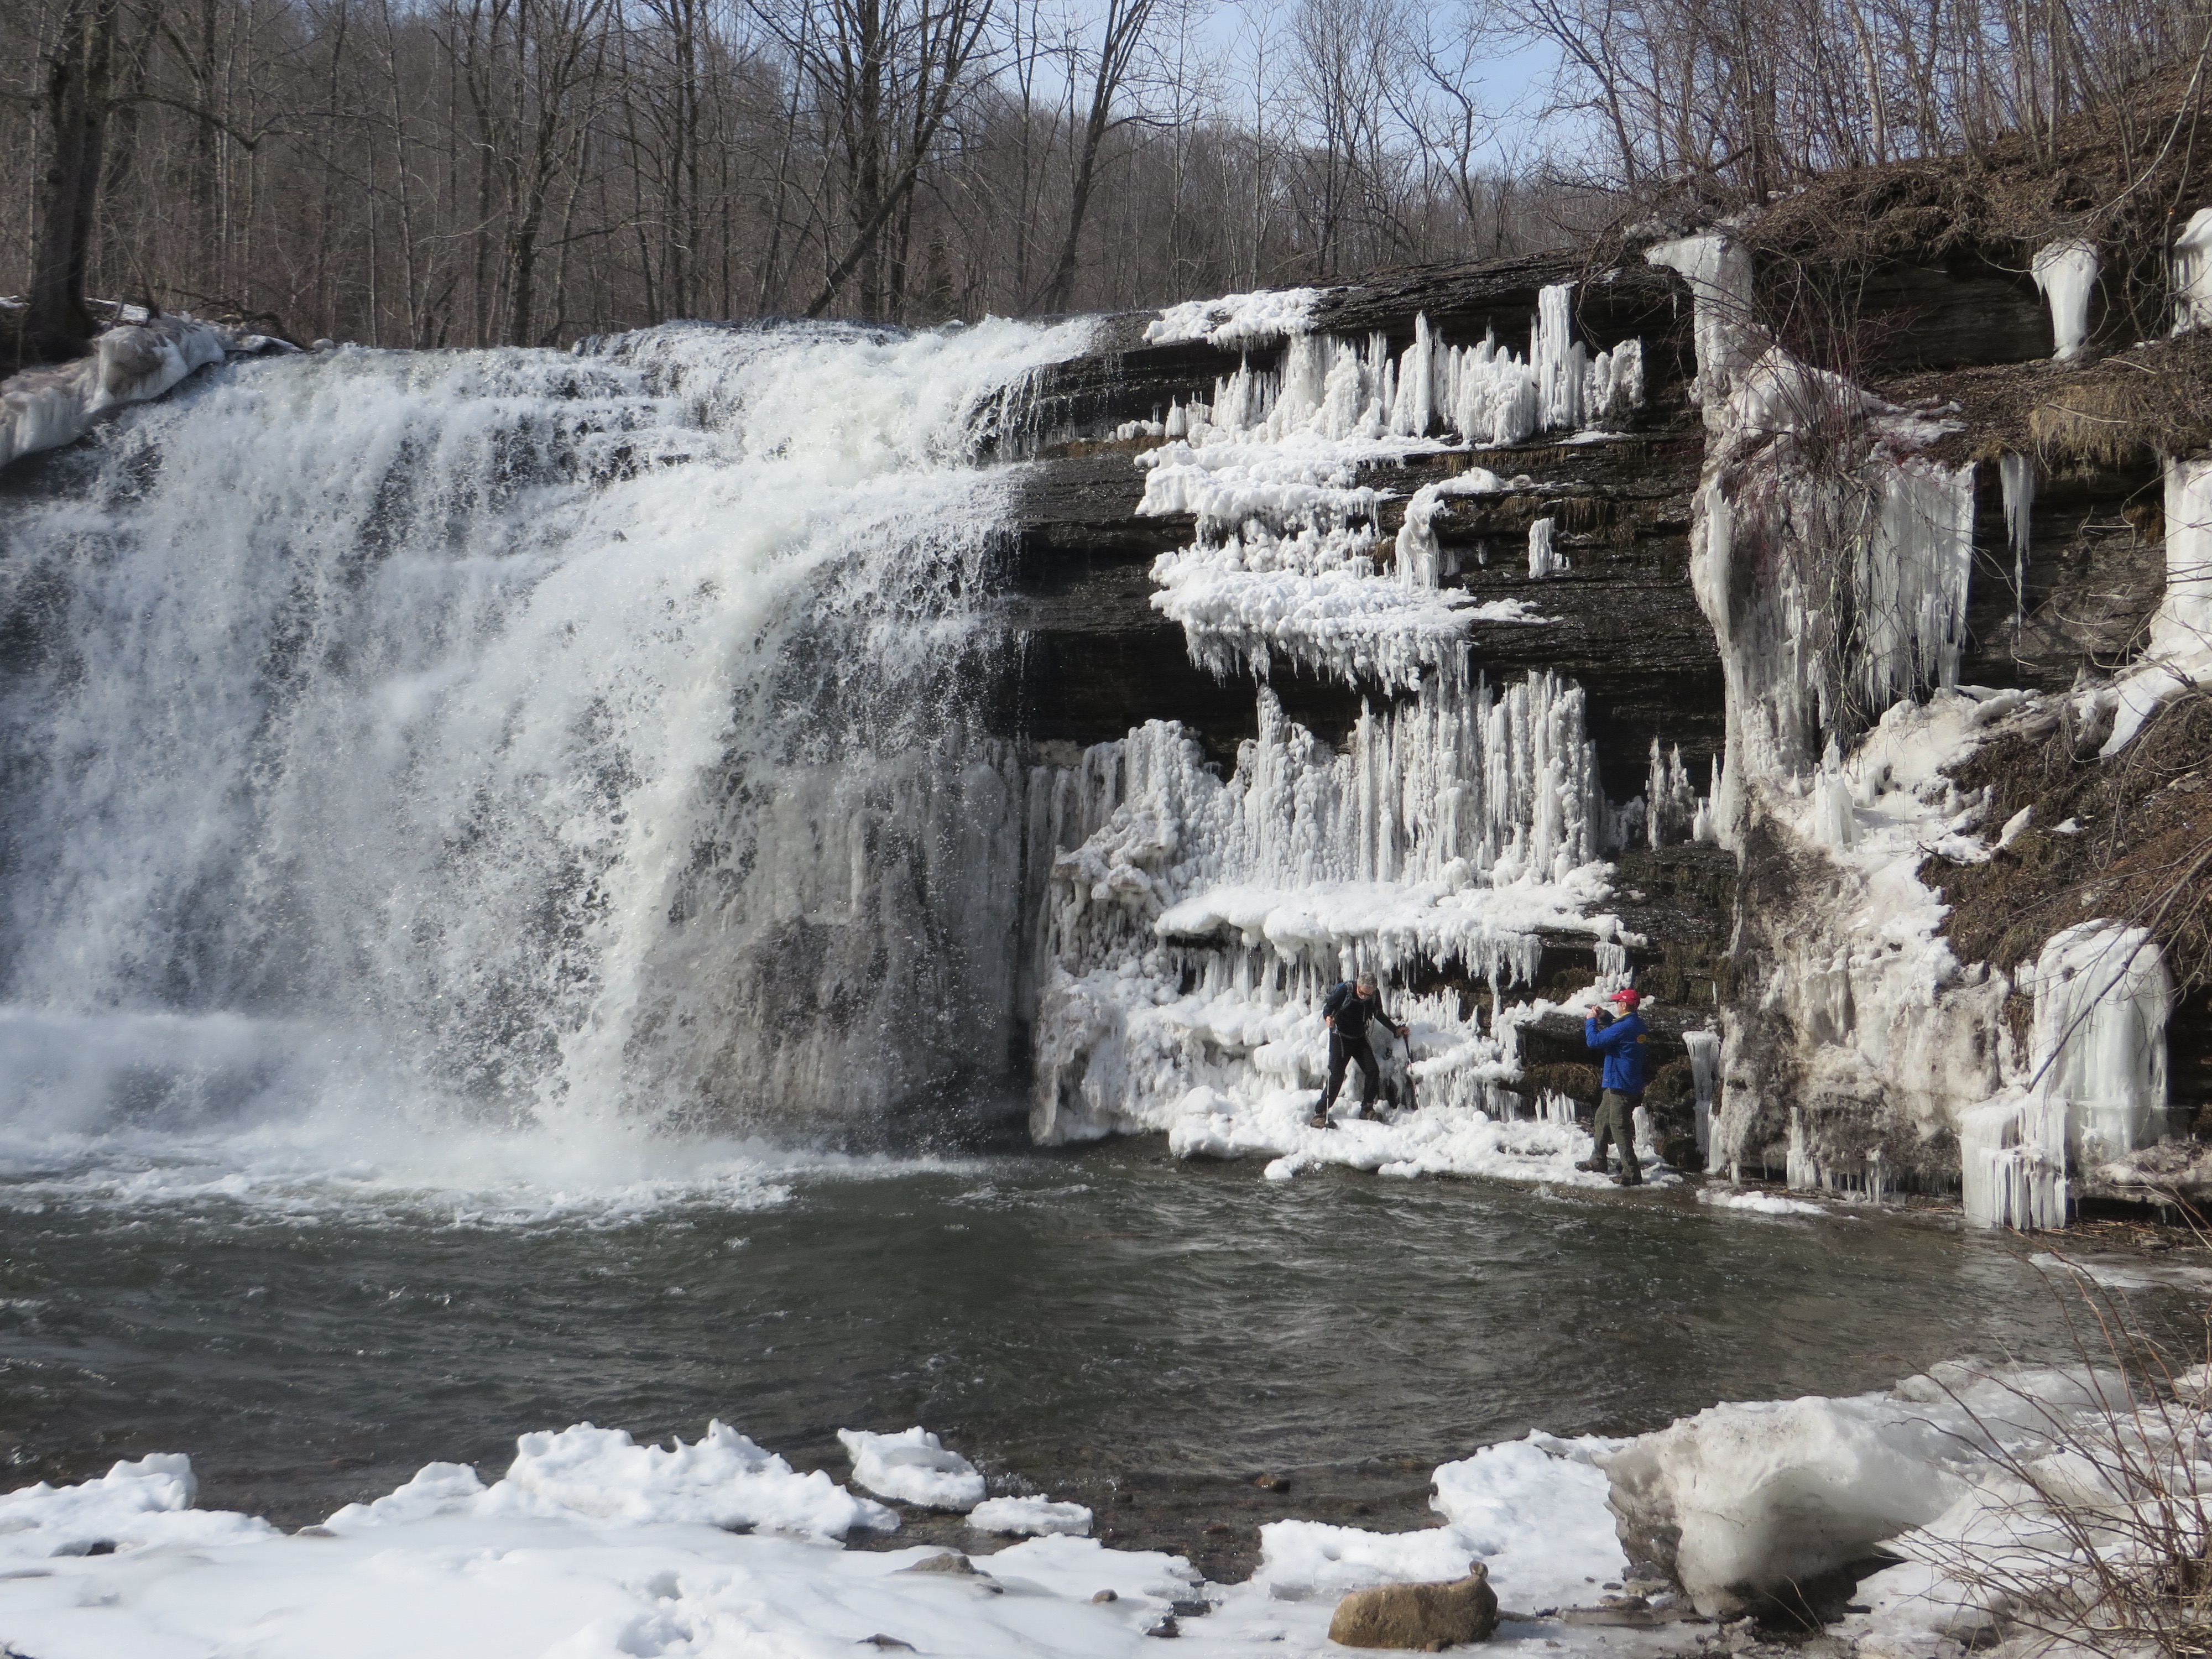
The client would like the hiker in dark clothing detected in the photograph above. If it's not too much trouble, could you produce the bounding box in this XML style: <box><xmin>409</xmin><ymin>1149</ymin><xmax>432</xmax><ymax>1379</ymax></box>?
<box><xmin>1579</xmin><ymin>986</ymin><xmax>1650</xmax><ymax>1185</ymax></box>
<box><xmin>1312</xmin><ymin>973</ymin><xmax>1410</xmax><ymax>1128</ymax></box>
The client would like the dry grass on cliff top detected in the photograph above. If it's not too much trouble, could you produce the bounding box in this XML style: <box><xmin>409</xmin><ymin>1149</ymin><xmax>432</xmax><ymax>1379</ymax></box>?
<box><xmin>1929</xmin><ymin>691</ymin><xmax>2212</xmax><ymax>1086</ymax></box>
<box><xmin>1884</xmin><ymin>331</ymin><xmax>2212</xmax><ymax>468</ymax></box>
<box><xmin>1751</xmin><ymin>61</ymin><xmax>2212</xmax><ymax>272</ymax></box>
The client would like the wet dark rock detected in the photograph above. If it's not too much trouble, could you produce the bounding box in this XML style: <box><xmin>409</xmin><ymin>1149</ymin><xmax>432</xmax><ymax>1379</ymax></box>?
<box><xmin>1142</xmin><ymin>1612</ymin><xmax>1181</xmax><ymax>1637</ymax></box>
<box><xmin>858</xmin><ymin>1637</ymin><xmax>916</xmax><ymax>1650</ymax></box>
<box><xmin>1328</xmin><ymin>1567</ymin><xmax>1501</xmax><ymax>1650</ymax></box>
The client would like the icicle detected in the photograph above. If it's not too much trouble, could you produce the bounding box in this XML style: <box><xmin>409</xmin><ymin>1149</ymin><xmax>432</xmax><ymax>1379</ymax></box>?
<box><xmin>1527</xmin><ymin>518</ymin><xmax>1563</xmax><ymax>578</ymax></box>
<box><xmin>1533</xmin><ymin>284</ymin><xmax>1587</xmax><ymax>431</ymax></box>
<box><xmin>1684</xmin><ymin>1030</ymin><xmax>1719</xmax><ymax>1157</ymax></box>
<box><xmin>2032</xmin><ymin>242</ymin><xmax>2100</xmax><ymax>362</ymax></box>
<box><xmin>1999</xmin><ymin>452</ymin><xmax>2034</xmax><ymax>637</ymax></box>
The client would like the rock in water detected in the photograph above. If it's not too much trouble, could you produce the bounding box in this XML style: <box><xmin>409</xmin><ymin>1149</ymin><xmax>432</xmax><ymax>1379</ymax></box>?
<box><xmin>1328</xmin><ymin>1567</ymin><xmax>1500</xmax><ymax>1650</ymax></box>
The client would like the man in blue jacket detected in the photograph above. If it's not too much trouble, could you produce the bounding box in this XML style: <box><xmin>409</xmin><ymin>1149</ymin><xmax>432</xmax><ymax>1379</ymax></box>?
<box><xmin>1579</xmin><ymin>987</ymin><xmax>1650</xmax><ymax>1185</ymax></box>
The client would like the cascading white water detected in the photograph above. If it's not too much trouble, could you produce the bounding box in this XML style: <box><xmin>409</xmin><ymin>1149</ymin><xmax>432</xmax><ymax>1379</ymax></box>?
<box><xmin>0</xmin><ymin>317</ymin><xmax>1090</xmax><ymax>1166</ymax></box>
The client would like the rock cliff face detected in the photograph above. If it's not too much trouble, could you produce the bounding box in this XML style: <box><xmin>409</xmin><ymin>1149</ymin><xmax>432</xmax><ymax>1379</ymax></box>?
<box><xmin>999</xmin><ymin>227</ymin><xmax>2209</xmax><ymax>1218</ymax></box>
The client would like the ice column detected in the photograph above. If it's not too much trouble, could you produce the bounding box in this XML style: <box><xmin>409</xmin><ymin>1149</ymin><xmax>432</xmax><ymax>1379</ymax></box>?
<box><xmin>1684</xmin><ymin>1030</ymin><xmax>1719</xmax><ymax>1156</ymax></box>
<box><xmin>1960</xmin><ymin>1092</ymin><xmax>2069</xmax><ymax>1230</ymax></box>
<box><xmin>2028</xmin><ymin>921</ymin><xmax>2172</xmax><ymax>1166</ymax></box>
<box><xmin>1534</xmin><ymin>284</ymin><xmax>1588</xmax><ymax>431</ymax></box>
<box><xmin>1999</xmin><ymin>452</ymin><xmax>2034</xmax><ymax>635</ymax></box>
<box><xmin>2174</xmin><ymin>208</ymin><xmax>2212</xmax><ymax>333</ymax></box>
<box><xmin>1962</xmin><ymin>921</ymin><xmax>2171</xmax><ymax>1228</ymax></box>
<box><xmin>1646</xmin><ymin>233</ymin><xmax>1760</xmax><ymax>401</ymax></box>
<box><xmin>1527</xmin><ymin>518</ymin><xmax>1563</xmax><ymax>578</ymax></box>
<box><xmin>2032</xmin><ymin>241</ymin><xmax>2100</xmax><ymax>362</ymax></box>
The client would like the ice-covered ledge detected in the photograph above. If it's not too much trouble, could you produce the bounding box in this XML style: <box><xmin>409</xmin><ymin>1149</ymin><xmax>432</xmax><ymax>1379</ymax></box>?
<box><xmin>0</xmin><ymin>314</ymin><xmax>284</xmax><ymax>472</ymax></box>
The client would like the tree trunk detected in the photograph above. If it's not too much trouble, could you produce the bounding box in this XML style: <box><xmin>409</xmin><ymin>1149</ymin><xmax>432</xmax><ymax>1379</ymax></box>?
<box><xmin>25</xmin><ymin>0</ymin><xmax>123</xmax><ymax>364</ymax></box>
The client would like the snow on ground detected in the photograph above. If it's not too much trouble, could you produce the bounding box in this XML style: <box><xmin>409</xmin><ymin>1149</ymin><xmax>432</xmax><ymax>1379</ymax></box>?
<box><xmin>0</xmin><ymin>1417</ymin><xmax>1694</xmax><ymax>1659</ymax></box>
<box><xmin>1169</xmin><ymin>1086</ymin><xmax>1678</xmax><ymax>1189</ymax></box>
<box><xmin>9</xmin><ymin>1361</ymin><xmax>2167</xmax><ymax>1659</ymax></box>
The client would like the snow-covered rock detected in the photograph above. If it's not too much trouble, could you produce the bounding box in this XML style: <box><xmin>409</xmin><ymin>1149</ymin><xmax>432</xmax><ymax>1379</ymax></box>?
<box><xmin>838</xmin><ymin>1426</ymin><xmax>988</xmax><ymax>1510</ymax></box>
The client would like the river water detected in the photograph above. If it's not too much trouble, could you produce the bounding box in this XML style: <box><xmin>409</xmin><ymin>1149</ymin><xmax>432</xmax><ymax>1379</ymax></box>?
<box><xmin>0</xmin><ymin>1136</ymin><xmax>2118</xmax><ymax>1579</ymax></box>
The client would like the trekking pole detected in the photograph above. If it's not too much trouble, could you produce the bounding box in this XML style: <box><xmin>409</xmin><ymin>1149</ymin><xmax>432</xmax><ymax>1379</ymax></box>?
<box><xmin>1399</xmin><ymin>1027</ymin><xmax>1419</xmax><ymax>1113</ymax></box>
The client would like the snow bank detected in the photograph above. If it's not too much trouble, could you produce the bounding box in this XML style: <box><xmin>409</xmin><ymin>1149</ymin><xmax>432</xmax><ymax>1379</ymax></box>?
<box><xmin>1</xmin><ymin>316</ymin><xmax>247</xmax><ymax>471</ymax></box>
<box><xmin>969</xmin><ymin>1495</ymin><xmax>1093</xmax><ymax>1535</ymax></box>
<box><xmin>0</xmin><ymin>1416</ymin><xmax>1667</xmax><ymax>1659</ymax></box>
<box><xmin>838</xmin><ymin>1426</ymin><xmax>988</xmax><ymax>1510</ymax></box>
<box><xmin>12</xmin><ymin>1367</ymin><xmax>2163</xmax><ymax>1659</ymax></box>
<box><xmin>1144</xmin><ymin>287</ymin><xmax>1329</xmax><ymax>348</ymax></box>
<box><xmin>0</xmin><ymin>1452</ymin><xmax>276</xmax><ymax>1568</ymax></box>
<box><xmin>321</xmin><ymin>1421</ymin><xmax>897</xmax><ymax>1540</ymax></box>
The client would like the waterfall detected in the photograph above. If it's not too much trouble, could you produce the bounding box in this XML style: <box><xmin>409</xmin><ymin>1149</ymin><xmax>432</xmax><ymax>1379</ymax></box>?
<box><xmin>0</xmin><ymin>317</ymin><xmax>1090</xmax><ymax>1157</ymax></box>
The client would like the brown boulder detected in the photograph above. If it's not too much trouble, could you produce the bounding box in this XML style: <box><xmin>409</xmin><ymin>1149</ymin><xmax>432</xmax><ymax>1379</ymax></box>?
<box><xmin>1327</xmin><ymin>1566</ymin><xmax>1500</xmax><ymax>1650</ymax></box>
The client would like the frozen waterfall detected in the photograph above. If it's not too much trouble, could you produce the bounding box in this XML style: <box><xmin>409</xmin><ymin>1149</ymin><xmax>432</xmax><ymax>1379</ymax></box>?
<box><xmin>0</xmin><ymin>318</ymin><xmax>1091</xmax><ymax>1154</ymax></box>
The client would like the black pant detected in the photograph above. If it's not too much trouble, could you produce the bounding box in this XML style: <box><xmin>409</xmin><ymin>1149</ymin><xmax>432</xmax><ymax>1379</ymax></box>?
<box><xmin>1321</xmin><ymin>1034</ymin><xmax>1380</xmax><ymax>1112</ymax></box>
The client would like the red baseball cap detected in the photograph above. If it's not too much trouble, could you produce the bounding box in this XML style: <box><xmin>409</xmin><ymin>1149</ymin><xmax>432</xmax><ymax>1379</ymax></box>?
<box><xmin>1608</xmin><ymin>988</ymin><xmax>1642</xmax><ymax>1009</ymax></box>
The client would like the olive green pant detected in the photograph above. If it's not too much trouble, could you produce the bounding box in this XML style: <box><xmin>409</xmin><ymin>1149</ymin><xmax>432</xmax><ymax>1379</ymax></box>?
<box><xmin>1591</xmin><ymin>1089</ymin><xmax>1643</xmax><ymax>1178</ymax></box>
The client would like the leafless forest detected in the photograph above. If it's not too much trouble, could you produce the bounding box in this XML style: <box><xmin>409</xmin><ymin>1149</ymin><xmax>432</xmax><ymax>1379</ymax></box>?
<box><xmin>4</xmin><ymin>0</ymin><xmax>2208</xmax><ymax>352</ymax></box>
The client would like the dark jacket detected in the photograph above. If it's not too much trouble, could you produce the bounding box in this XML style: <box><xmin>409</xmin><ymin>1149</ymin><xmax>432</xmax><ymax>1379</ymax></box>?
<box><xmin>1323</xmin><ymin>982</ymin><xmax>1399</xmax><ymax>1044</ymax></box>
<box><xmin>1584</xmin><ymin>1011</ymin><xmax>1650</xmax><ymax>1093</ymax></box>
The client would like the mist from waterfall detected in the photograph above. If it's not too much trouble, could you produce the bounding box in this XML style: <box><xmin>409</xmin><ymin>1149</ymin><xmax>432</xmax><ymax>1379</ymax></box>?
<box><xmin>0</xmin><ymin>317</ymin><xmax>1090</xmax><ymax>1198</ymax></box>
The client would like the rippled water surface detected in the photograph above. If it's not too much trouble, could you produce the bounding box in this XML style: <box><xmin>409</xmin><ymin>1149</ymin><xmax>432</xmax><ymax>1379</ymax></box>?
<box><xmin>0</xmin><ymin>1142</ymin><xmax>2144</xmax><ymax>1575</ymax></box>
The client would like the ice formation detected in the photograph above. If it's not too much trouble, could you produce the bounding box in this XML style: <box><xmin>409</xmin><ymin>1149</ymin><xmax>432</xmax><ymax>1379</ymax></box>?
<box><xmin>1527</xmin><ymin>516</ymin><xmax>1564</xmax><ymax>577</ymax></box>
<box><xmin>1999</xmin><ymin>450</ymin><xmax>2034</xmax><ymax>632</ymax></box>
<box><xmin>1034</xmin><ymin>284</ymin><xmax>1662</xmax><ymax>1175</ymax></box>
<box><xmin>0</xmin><ymin>315</ymin><xmax>248</xmax><ymax>471</ymax></box>
<box><xmin>1684</xmin><ymin>1029</ymin><xmax>1720</xmax><ymax>1154</ymax></box>
<box><xmin>1961</xmin><ymin>921</ymin><xmax>2172</xmax><ymax>1228</ymax></box>
<box><xmin>1642</xmin><ymin>227</ymin><xmax>2083</xmax><ymax>1196</ymax></box>
<box><xmin>2174</xmin><ymin>207</ymin><xmax>2212</xmax><ymax>332</ymax></box>
<box><xmin>1143</xmin><ymin>286</ymin><xmax>1329</xmax><ymax>348</ymax></box>
<box><xmin>1029</xmin><ymin>665</ymin><xmax>1631</xmax><ymax>1148</ymax></box>
<box><xmin>838</xmin><ymin>1426</ymin><xmax>988</xmax><ymax>1510</ymax></box>
<box><xmin>2031</xmin><ymin>240</ymin><xmax>2100</xmax><ymax>360</ymax></box>
<box><xmin>1645</xmin><ymin>234</ymin><xmax>1759</xmax><ymax>400</ymax></box>
<box><xmin>1605</xmin><ymin>1361</ymin><xmax>2117</xmax><ymax>1618</ymax></box>
<box><xmin>2097</xmin><ymin>454</ymin><xmax>2212</xmax><ymax>754</ymax></box>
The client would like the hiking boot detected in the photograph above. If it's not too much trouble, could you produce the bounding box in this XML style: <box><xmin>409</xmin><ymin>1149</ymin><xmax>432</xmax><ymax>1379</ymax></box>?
<box><xmin>1308</xmin><ymin>1110</ymin><xmax>1332</xmax><ymax>1129</ymax></box>
<box><xmin>1574</xmin><ymin>1160</ymin><xmax>1606</xmax><ymax>1173</ymax></box>
<box><xmin>1615</xmin><ymin>1172</ymin><xmax>1644</xmax><ymax>1187</ymax></box>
